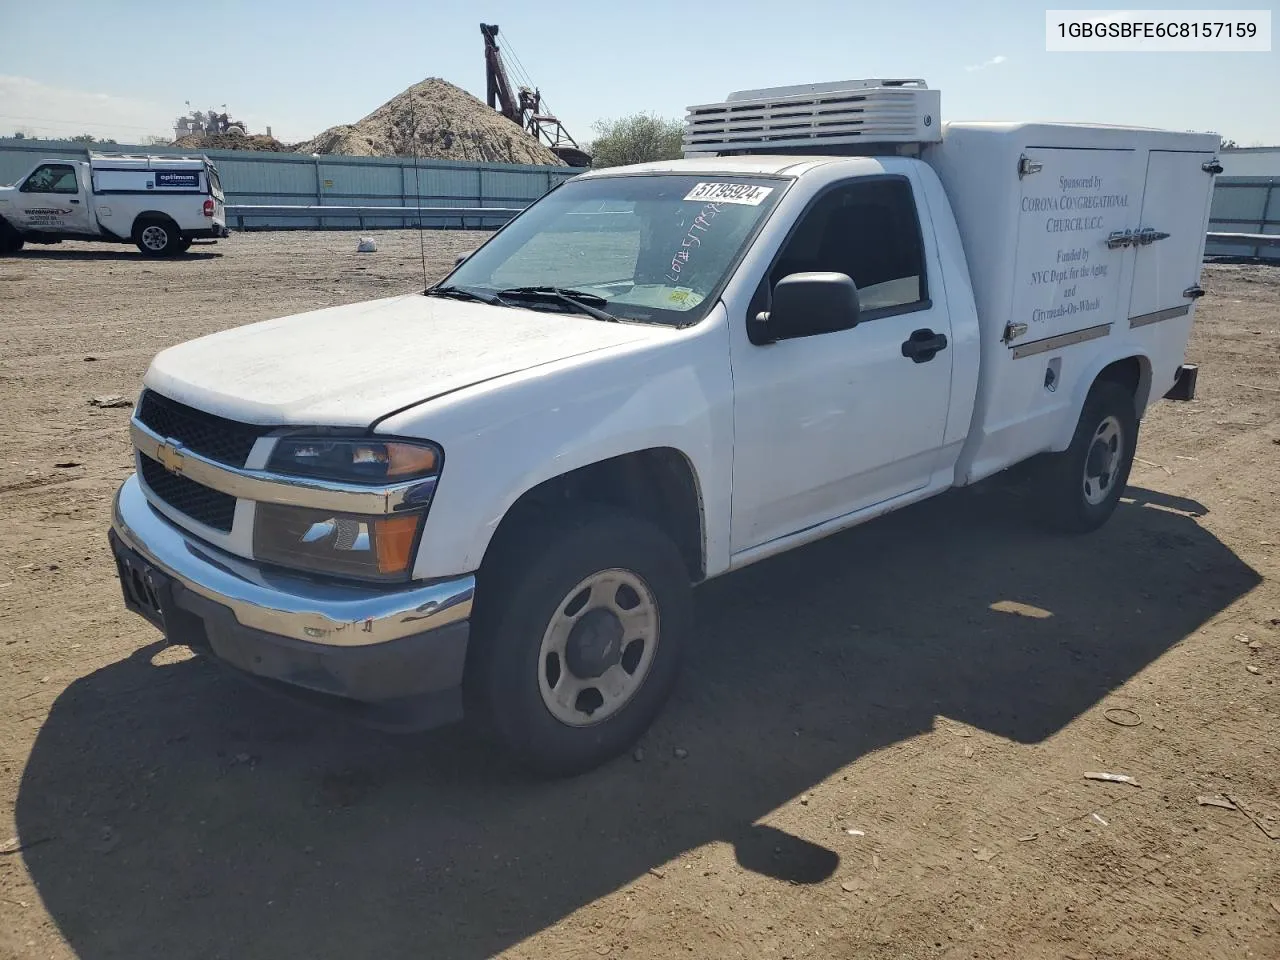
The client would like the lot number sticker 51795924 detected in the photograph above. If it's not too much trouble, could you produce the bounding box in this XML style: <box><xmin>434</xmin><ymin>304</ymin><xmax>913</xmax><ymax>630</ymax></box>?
<box><xmin>683</xmin><ymin>182</ymin><xmax>774</xmax><ymax>205</ymax></box>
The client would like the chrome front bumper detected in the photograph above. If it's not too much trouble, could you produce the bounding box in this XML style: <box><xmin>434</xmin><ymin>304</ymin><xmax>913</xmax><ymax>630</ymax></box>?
<box><xmin>112</xmin><ymin>473</ymin><xmax>473</xmax><ymax>647</ymax></box>
<box><xmin>111</xmin><ymin>474</ymin><xmax>475</xmax><ymax>726</ymax></box>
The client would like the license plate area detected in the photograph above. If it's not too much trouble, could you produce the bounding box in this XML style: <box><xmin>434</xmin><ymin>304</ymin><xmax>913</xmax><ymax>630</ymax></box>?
<box><xmin>110</xmin><ymin>534</ymin><xmax>171</xmax><ymax>631</ymax></box>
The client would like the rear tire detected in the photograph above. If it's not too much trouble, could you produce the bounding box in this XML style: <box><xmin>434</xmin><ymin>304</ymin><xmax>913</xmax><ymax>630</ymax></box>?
<box><xmin>133</xmin><ymin>218</ymin><xmax>182</xmax><ymax>257</ymax></box>
<box><xmin>467</xmin><ymin>506</ymin><xmax>692</xmax><ymax>777</ymax></box>
<box><xmin>1036</xmin><ymin>380</ymin><xmax>1138</xmax><ymax>533</ymax></box>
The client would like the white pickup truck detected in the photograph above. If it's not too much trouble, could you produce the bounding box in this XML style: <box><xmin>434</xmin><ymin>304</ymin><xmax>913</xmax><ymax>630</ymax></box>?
<box><xmin>0</xmin><ymin>152</ymin><xmax>228</xmax><ymax>256</ymax></box>
<box><xmin>109</xmin><ymin>80</ymin><xmax>1216</xmax><ymax>774</ymax></box>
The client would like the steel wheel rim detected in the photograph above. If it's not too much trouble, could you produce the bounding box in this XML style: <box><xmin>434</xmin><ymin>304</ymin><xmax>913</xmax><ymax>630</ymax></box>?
<box><xmin>141</xmin><ymin>225</ymin><xmax>169</xmax><ymax>250</ymax></box>
<box><xmin>537</xmin><ymin>568</ymin><xmax>660</xmax><ymax>727</ymax></box>
<box><xmin>1083</xmin><ymin>414</ymin><xmax>1123</xmax><ymax>505</ymax></box>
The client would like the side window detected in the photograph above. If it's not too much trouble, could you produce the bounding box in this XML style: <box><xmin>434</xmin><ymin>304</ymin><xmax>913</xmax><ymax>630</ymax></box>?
<box><xmin>768</xmin><ymin>178</ymin><xmax>928</xmax><ymax>318</ymax></box>
<box><xmin>21</xmin><ymin>164</ymin><xmax>80</xmax><ymax>194</ymax></box>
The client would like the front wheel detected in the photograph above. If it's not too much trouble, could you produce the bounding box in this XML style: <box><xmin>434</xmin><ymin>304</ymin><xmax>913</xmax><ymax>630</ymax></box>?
<box><xmin>0</xmin><ymin>224</ymin><xmax>23</xmax><ymax>255</ymax></box>
<box><xmin>1036</xmin><ymin>380</ymin><xmax>1138</xmax><ymax>533</ymax></box>
<box><xmin>467</xmin><ymin>507</ymin><xmax>692</xmax><ymax>776</ymax></box>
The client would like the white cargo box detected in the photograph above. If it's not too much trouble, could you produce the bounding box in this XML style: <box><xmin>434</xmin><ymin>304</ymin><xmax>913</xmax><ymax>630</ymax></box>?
<box><xmin>684</xmin><ymin>79</ymin><xmax>941</xmax><ymax>156</ymax></box>
<box><xmin>89</xmin><ymin>153</ymin><xmax>213</xmax><ymax>195</ymax></box>
<box><xmin>922</xmin><ymin>122</ymin><xmax>1219</xmax><ymax>482</ymax></box>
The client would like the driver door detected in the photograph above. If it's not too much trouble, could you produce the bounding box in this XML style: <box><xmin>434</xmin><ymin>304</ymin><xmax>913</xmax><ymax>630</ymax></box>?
<box><xmin>729</xmin><ymin>173</ymin><xmax>954</xmax><ymax>553</ymax></box>
<box><xmin>17</xmin><ymin>163</ymin><xmax>93</xmax><ymax>235</ymax></box>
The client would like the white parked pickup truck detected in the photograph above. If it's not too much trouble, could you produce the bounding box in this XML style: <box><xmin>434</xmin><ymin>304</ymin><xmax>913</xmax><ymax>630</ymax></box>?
<box><xmin>0</xmin><ymin>152</ymin><xmax>228</xmax><ymax>256</ymax></box>
<box><xmin>109</xmin><ymin>81</ymin><xmax>1216</xmax><ymax>774</ymax></box>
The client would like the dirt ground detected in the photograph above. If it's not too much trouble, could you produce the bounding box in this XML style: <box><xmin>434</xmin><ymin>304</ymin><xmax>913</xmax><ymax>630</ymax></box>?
<box><xmin>0</xmin><ymin>232</ymin><xmax>1276</xmax><ymax>960</ymax></box>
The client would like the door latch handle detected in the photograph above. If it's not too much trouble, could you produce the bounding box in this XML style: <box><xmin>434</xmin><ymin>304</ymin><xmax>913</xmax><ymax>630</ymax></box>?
<box><xmin>901</xmin><ymin>329</ymin><xmax>948</xmax><ymax>363</ymax></box>
<box><xmin>1003</xmin><ymin>322</ymin><xmax>1028</xmax><ymax>343</ymax></box>
<box><xmin>70</xmin><ymin>198</ymin><xmax>81</xmax><ymax>204</ymax></box>
<box><xmin>1108</xmin><ymin>228</ymin><xmax>1171</xmax><ymax>249</ymax></box>
<box><xmin>1183</xmin><ymin>285</ymin><xmax>1206</xmax><ymax>299</ymax></box>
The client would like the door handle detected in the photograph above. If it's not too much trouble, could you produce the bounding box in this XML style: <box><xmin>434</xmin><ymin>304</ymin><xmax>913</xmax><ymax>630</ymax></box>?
<box><xmin>901</xmin><ymin>328</ymin><xmax>948</xmax><ymax>364</ymax></box>
<box><xmin>70</xmin><ymin>199</ymin><xmax>80</xmax><ymax>204</ymax></box>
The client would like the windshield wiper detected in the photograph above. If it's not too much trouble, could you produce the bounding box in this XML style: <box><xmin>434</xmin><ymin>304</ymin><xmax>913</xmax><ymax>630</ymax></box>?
<box><xmin>425</xmin><ymin>284</ymin><xmax>508</xmax><ymax>306</ymax></box>
<box><xmin>497</xmin><ymin>286</ymin><xmax>619</xmax><ymax>323</ymax></box>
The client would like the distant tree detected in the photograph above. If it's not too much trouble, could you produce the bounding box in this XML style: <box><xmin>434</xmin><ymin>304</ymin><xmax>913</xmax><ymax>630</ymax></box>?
<box><xmin>68</xmin><ymin>134</ymin><xmax>116</xmax><ymax>144</ymax></box>
<box><xmin>11</xmin><ymin>131</ymin><xmax>24</xmax><ymax>139</ymax></box>
<box><xmin>1220</xmin><ymin>138</ymin><xmax>1238</xmax><ymax>149</ymax></box>
<box><xmin>140</xmin><ymin>134</ymin><xmax>169</xmax><ymax>146</ymax></box>
<box><xmin>589</xmin><ymin>113</ymin><xmax>683</xmax><ymax>169</ymax></box>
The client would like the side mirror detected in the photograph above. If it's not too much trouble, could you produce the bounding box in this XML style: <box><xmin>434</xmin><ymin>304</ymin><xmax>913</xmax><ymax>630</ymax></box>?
<box><xmin>454</xmin><ymin>249</ymin><xmax>475</xmax><ymax>267</ymax></box>
<box><xmin>752</xmin><ymin>272</ymin><xmax>860</xmax><ymax>344</ymax></box>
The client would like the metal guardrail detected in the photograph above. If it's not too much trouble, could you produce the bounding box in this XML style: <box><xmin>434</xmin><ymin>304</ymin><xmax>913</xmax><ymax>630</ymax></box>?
<box><xmin>225</xmin><ymin>204</ymin><xmax>527</xmax><ymax>230</ymax></box>
<box><xmin>223</xmin><ymin>206</ymin><xmax>1280</xmax><ymax>257</ymax></box>
<box><xmin>1206</xmin><ymin>176</ymin><xmax>1279</xmax><ymax>260</ymax></box>
<box><xmin>1206</xmin><ymin>231</ymin><xmax>1280</xmax><ymax>248</ymax></box>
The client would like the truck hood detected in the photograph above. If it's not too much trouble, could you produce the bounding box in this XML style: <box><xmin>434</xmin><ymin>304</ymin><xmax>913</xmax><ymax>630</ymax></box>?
<box><xmin>144</xmin><ymin>294</ymin><xmax>665</xmax><ymax>426</ymax></box>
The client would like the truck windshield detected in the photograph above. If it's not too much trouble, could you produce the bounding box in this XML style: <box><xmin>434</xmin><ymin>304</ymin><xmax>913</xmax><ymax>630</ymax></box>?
<box><xmin>439</xmin><ymin>174</ymin><xmax>787</xmax><ymax>325</ymax></box>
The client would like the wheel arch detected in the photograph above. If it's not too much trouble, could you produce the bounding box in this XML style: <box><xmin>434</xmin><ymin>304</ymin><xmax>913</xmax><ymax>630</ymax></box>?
<box><xmin>481</xmin><ymin>447</ymin><xmax>707</xmax><ymax>583</ymax></box>
<box><xmin>1053</xmin><ymin>351</ymin><xmax>1153</xmax><ymax>452</ymax></box>
<box><xmin>131</xmin><ymin>211</ymin><xmax>183</xmax><ymax>235</ymax></box>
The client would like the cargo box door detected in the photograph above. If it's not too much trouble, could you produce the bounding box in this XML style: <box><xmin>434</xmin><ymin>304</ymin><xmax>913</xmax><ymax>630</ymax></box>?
<box><xmin>1009</xmin><ymin>148</ymin><xmax>1139</xmax><ymax>346</ymax></box>
<box><xmin>1127</xmin><ymin>150</ymin><xmax>1215</xmax><ymax>324</ymax></box>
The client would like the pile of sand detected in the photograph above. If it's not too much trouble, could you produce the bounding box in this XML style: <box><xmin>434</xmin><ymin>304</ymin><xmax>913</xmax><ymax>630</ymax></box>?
<box><xmin>171</xmin><ymin>132</ymin><xmax>292</xmax><ymax>152</ymax></box>
<box><xmin>293</xmin><ymin>78</ymin><xmax>563</xmax><ymax>166</ymax></box>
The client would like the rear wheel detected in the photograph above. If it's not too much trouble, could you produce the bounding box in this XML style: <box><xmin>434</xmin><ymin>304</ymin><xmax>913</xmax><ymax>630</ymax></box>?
<box><xmin>467</xmin><ymin>506</ymin><xmax>692</xmax><ymax>776</ymax></box>
<box><xmin>1036</xmin><ymin>380</ymin><xmax>1138</xmax><ymax>533</ymax></box>
<box><xmin>133</xmin><ymin>218</ymin><xmax>182</xmax><ymax>257</ymax></box>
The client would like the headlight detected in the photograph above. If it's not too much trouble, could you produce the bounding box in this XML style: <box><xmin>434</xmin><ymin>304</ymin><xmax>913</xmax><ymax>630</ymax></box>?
<box><xmin>268</xmin><ymin>438</ymin><xmax>441</xmax><ymax>485</ymax></box>
<box><xmin>254</xmin><ymin>504</ymin><xmax>423</xmax><ymax>582</ymax></box>
<box><xmin>257</xmin><ymin>437</ymin><xmax>441</xmax><ymax>580</ymax></box>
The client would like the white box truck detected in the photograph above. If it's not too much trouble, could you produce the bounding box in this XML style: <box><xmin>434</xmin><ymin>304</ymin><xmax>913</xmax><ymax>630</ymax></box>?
<box><xmin>0</xmin><ymin>152</ymin><xmax>228</xmax><ymax>256</ymax></box>
<box><xmin>108</xmin><ymin>80</ymin><xmax>1216</xmax><ymax>774</ymax></box>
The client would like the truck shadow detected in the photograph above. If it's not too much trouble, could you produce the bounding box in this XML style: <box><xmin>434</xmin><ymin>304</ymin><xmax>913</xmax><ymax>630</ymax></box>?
<box><xmin>15</xmin><ymin>485</ymin><xmax>1259</xmax><ymax>959</ymax></box>
<box><xmin>11</xmin><ymin>249</ymin><xmax>222</xmax><ymax>262</ymax></box>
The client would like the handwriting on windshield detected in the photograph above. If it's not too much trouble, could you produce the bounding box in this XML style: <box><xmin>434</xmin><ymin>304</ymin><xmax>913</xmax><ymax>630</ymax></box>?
<box><xmin>664</xmin><ymin>202</ymin><xmax>722</xmax><ymax>285</ymax></box>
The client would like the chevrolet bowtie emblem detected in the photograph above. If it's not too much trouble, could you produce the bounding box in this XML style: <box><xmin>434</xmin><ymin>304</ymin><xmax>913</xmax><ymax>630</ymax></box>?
<box><xmin>157</xmin><ymin>442</ymin><xmax>186</xmax><ymax>474</ymax></box>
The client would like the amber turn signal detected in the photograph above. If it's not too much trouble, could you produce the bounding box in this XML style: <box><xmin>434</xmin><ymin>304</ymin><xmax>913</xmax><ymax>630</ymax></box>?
<box><xmin>385</xmin><ymin>442</ymin><xmax>439</xmax><ymax>477</ymax></box>
<box><xmin>374</xmin><ymin>514</ymin><xmax>422</xmax><ymax>574</ymax></box>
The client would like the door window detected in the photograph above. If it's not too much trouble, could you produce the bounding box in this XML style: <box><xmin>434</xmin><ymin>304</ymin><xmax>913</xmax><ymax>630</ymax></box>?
<box><xmin>21</xmin><ymin>164</ymin><xmax>80</xmax><ymax>194</ymax></box>
<box><xmin>766</xmin><ymin>177</ymin><xmax>928</xmax><ymax>319</ymax></box>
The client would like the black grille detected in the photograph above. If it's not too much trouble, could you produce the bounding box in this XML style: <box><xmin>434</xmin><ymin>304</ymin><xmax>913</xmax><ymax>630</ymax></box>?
<box><xmin>140</xmin><ymin>454</ymin><xmax>236</xmax><ymax>533</ymax></box>
<box><xmin>136</xmin><ymin>390</ymin><xmax>271</xmax><ymax>468</ymax></box>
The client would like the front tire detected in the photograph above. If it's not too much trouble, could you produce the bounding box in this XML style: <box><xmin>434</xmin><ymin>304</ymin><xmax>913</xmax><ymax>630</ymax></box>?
<box><xmin>468</xmin><ymin>507</ymin><xmax>692</xmax><ymax>776</ymax></box>
<box><xmin>1036</xmin><ymin>380</ymin><xmax>1138</xmax><ymax>533</ymax></box>
<box><xmin>0</xmin><ymin>223</ymin><xmax>23</xmax><ymax>255</ymax></box>
<box><xmin>133</xmin><ymin>218</ymin><xmax>182</xmax><ymax>257</ymax></box>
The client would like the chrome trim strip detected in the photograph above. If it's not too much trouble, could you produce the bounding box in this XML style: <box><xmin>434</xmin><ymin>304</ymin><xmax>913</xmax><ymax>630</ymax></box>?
<box><xmin>1009</xmin><ymin>322</ymin><xmax>1112</xmax><ymax>360</ymax></box>
<box><xmin>113</xmin><ymin>475</ymin><xmax>473</xmax><ymax>647</ymax></box>
<box><xmin>1129</xmin><ymin>304</ymin><xmax>1191</xmax><ymax>329</ymax></box>
<box><xmin>131</xmin><ymin>419</ymin><xmax>436</xmax><ymax>515</ymax></box>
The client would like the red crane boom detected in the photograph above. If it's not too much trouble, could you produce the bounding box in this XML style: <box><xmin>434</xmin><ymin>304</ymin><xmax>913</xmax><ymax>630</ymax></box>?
<box><xmin>480</xmin><ymin>23</ymin><xmax>591</xmax><ymax>167</ymax></box>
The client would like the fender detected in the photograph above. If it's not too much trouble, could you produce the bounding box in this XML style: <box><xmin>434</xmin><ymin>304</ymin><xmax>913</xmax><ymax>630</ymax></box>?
<box><xmin>1049</xmin><ymin>348</ymin><xmax>1153</xmax><ymax>453</ymax></box>
<box><xmin>378</xmin><ymin>308</ymin><xmax>736</xmax><ymax>582</ymax></box>
<box><xmin>124</xmin><ymin>211</ymin><xmax>180</xmax><ymax>240</ymax></box>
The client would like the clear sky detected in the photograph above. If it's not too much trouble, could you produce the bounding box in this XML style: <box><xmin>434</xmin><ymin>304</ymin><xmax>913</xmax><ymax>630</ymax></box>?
<box><xmin>0</xmin><ymin>0</ymin><xmax>1275</xmax><ymax>146</ymax></box>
